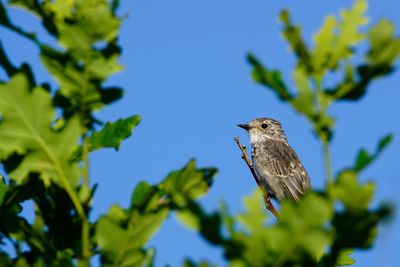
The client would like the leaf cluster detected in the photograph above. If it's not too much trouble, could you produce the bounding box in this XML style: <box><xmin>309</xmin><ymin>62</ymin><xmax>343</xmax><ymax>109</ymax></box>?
<box><xmin>0</xmin><ymin>0</ymin><xmax>397</xmax><ymax>266</ymax></box>
<box><xmin>248</xmin><ymin>0</ymin><xmax>400</xmax><ymax>142</ymax></box>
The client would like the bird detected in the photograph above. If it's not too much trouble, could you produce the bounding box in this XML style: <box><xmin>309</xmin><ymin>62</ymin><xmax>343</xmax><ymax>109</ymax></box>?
<box><xmin>238</xmin><ymin>118</ymin><xmax>310</xmax><ymax>202</ymax></box>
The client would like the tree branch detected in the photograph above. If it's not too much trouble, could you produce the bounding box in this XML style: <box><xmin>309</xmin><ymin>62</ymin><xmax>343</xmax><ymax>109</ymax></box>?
<box><xmin>234</xmin><ymin>137</ymin><xmax>279</xmax><ymax>219</ymax></box>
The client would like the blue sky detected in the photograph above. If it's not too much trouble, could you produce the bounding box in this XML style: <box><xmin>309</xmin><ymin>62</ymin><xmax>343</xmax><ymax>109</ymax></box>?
<box><xmin>1</xmin><ymin>0</ymin><xmax>400</xmax><ymax>266</ymax></box>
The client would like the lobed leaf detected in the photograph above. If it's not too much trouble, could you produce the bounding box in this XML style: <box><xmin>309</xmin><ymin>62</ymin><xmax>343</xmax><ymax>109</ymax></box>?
<box><xmin>247</xmin><ymin>53</ymin><xmax>292</xmax><ymax>101</ymax></box>
<box><xmin>332</xmin><ymin>171</ymin><xmax>374</xmax><ymax>212</ymax></box>
<box><xmin>353</xmin><ymin>134</ymin><xmax>393</xmax><ymax>172</ymax></box>
<box><xmin>89</xmin><ymin>115</ymin><xmax>141</xmax><ymax>151</ymax></box>
<box><xmin>0</xmin><ymin>73</ymin><xmax>80</xmax><ymax>187</ymax></box>
<box><xmin>160</xmin><ymin>160</ymin><xmax>217</xmax><ymax>206</ymax></box>
<box><xmin>96</xmin><ymin>204</ymin><xmax>167</xmax><ymax>266</ymax></box>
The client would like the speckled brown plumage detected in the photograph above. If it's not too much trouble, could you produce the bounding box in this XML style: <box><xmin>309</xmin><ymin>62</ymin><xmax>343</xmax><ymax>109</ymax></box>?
<box><xmin>238</xmin><ymin>118</ymin><xmax>311</xmax><ymax>202</ymax></box>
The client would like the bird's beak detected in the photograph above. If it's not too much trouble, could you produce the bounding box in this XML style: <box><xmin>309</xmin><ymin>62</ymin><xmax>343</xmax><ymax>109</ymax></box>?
<box><xmin>237</xmin><ymin>124</ymin><xmax>250</xmax><ymax>131</ymax></box>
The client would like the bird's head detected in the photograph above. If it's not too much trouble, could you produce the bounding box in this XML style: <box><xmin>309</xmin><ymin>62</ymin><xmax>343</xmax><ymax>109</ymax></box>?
<box><xmin>238</xmin><ymin>118</ymin><xmax>288</xmax><ymax>145</ymax></box>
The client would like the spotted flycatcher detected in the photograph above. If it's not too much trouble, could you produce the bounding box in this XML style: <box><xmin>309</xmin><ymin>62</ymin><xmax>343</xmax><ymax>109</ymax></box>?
<box><xmin>238</xmin><ymin>118</ymin><xmax>311</xmax><ymax>202</ymax></box>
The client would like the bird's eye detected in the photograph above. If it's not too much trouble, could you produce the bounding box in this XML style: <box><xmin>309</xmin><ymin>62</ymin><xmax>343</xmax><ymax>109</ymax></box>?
<box><xmin>261</xmin><ymin>123</ymin><xmax>268</xmax><ymax>129</ymax></box>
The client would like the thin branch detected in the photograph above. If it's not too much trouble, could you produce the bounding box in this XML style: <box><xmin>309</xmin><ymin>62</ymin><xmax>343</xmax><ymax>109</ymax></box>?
<box><xmin>234</xmin><ymin>137</ymin><xmax>279</xmax><ymax>219</ymax></box>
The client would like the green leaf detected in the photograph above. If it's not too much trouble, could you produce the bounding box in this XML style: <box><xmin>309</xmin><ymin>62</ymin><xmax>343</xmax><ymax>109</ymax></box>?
<box><xmin>276</xmin><ymin>193</ymin><xmax>333</xmax><ymax>258</ymax></box>
<box><xmin>279</xmin><ymin>10</ymin><xmax>313</xmax><ymax>74</ymax></box>
<box><xmin>229</xmin><ymin>192</ymin><xmax>332</xmax><ymax>266</ymax></box>
<box><xmin>175</xmin><ymin>210</ymin><xmax>200</xmax><ymax>231</ymax></box>
<box><xmin>337</xmin><ymin>249</ymin><xmax>356</xmax><ymax>266</ymax></box>
<box><xmin>367</xmin><ymin>19</ymin><xmax>400</xmax><ymax>66</ymax></box>
<box><xmin>354</xmin><ymin>149</ymin><xmax>372</xmax><ymax>172</ymax></box>
<box><xmin>40</xmin><ymin>48</ymin><xmax>101</xmax><ymax>109</ymax></box>
<box><xmin>353</xmin><ymin>134</ymin><xmax>393</xmax><ymax>172</ymax></box>
<box><xmin>312</xmin><ymin>15</ymin><xmax>337</xmax><ymax>74</ymax></box>
<box><xmin>332</xmin><ymin>170</ymin><xmax>374</xmax><ymax>211</ymax></box>
<box><xmin>236</xmin><ymin>189</ymin><xmax>266</xmax><ymax>233</ymax></box>
<box><xmin>0</xmin><ymin>176</ymin><xmax>6</xmax><ymax>204</ymax></box>
<box><xmin>312</xmin><ymin>0</ymin><xmax>368</xmax><ymax>74</ymax></box>
<box><xmin>160</xmin><ymin>160</ymin><xmax>217</xmax><ymax>206</ymax></box>
<box><xmin>0</xmin><ymin>73</ymin><xmax>80</xmax><ymax>187</ymax></box>
<box><xmin>376</xmin><ymin>134</ymin><xmax>393</xmax><ymax>153</ymax></box>
<box><xmin>220</xmin><ymin>201</ymin><xmax>235</xmax><ymax>236</ymax></box>
<box><xmin>89</xmin><ymin>115</ymin><xmax>141</xmax><ymax>151</ymax></box>
<box><xmin>131</xmin><ymin>181</ymin><xmax>156</xmax><ymax>210</ymax></box>
<box><xmin>291</xmin><ymin>67</ymin><xmax>315</xmax><ymax>116</ymax></box>
<box><xmin>247</xmin><ymin>53</ymin><xmax>292</xmax><ymax>101</ymax></box>
<box><xmin>87</xmin><ymin>53</ymin><xmax>123</xmax><ymax>81</ymax></box>
<box><xmin>96</xmin><ymin>205</ymin><xmax>168</xmax><ymax>266</ymax></box>
<box><xmin>183</xmin><ymin>259</ymin><xmax>217</xmax><ymax>267</ymax></box>
<box><xmin>50</xmin><ymin>1</ymin><xmax>121</xmax><ymax>51</ymax></box>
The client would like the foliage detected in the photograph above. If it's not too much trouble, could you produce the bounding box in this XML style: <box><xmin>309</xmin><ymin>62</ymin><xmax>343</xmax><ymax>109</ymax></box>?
<box><xmin>0</xmin><ymin>0</ymin><xmax>398</xmax><ymax>267</ymax></box>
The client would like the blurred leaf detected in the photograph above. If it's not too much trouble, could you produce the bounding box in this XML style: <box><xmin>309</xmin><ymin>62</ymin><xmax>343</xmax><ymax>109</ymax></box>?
<box><xmin>71</xmin><ymin>115</ymin><xmax>140</xmax><ymax>161</ymax></box>
<box><xmin>318</xmin><ymin>0</ymin><xmax>368</xmax><ymax>70</ymax></box>
<box><xmin>0</xmin><ymin>73</ymin><xmax>80</xmax><ymax>187</ymax></box>
<box><xmin>354</xmin><ymin>149</ymin><xmax>372</xmax><ymax>172</ymax></box>
<box><xmin>291</xmin><ymin>67</ymin><xmax>315</xmax><ymax>116</ymax></box>
<box><xmin>96</xmin><ymin>204</ymin><xmax>168</xmax><ymax>266</ymax></box>
<box><xmin>51</xmin><ymin>1</ymin><xmax>120</xmax><ymax>51</ymax></box>
<box><xmin>376</xmin><ymin>134</ymin><xmax>393</xmax><ymax>153</ymax></box>
<box><xmin>279</xmin><ymin>10</ymin><xmax>313</xmax><ymax>74</ymax></box>
<box><xmin>89</xmin><ymin>115</ymin><xmax>141</xmax><ymax>151</ymax></box>
<box><xmin>40</xmin><ymin>48</ymin><xmax>101</xmax><ymax>109</ymax></box>
<box><xmin>0</xmin><ymin>176</ymin><xmax>6</xmax><ymax>204</ymax></box>
<box><xmin>326</xmin><ymin>17</ymin><xmax>400</xmax><ymax>102</ymax></box>
<box><xmin>183</xmin><ymin>259</ymin><xmax>217</xmax><ymax>267</ymax></box>
<box><xmin>160</xmin><ymin>160</ymin><xmax>217</xmax><ymax>206</ymax></box>
<box><xmin>312</xmin><ymin>15</ymin><xmax>337</xmax><ymax>74</ymax></box>
<box><xmin>99</xmin><ymin>87</ymin><xmax>124</xmax><ymax>104</ymax></box>
<box><xmin>332</xmin><ymin>171</ymin><xmax>374</xmax><ymax>212</ymax></box>
<box><xmin>220</xmin><ymin>201</ymin><xmax>235</xmax><ymax>236</ymax></box>
<box><xmin>247</xmin><ymin>53</ymin><xmax>292</xmax><ymax>101</ymax></box>
<box><xmin>337</xmin><ymin>249</ymin><xmax>356</xmax><ymax>266</ymax></box>
<box><xmin>236</xmin><ymin>190</ymin><xmax>266</xmax><ymax>233</ymax></box>
<box><xmin>224</xmin><ymin>192</ymin><xmax>332</xmax><ymax>266</ymax></box>
<box><xmin>367</xmin><ymin>19</ymin><xmax>400</xmax><ymax>66</ymax></box>
<box><xmin>176</xmin><ymin>210</ymin><xmax>200</xmax><ymax>231</ymax></box>
<box><xmin>354</xmin><ymin>134</ymin><xmax>393</xmax><ymax>172</ymax></box>
<box><xmin>87</xmin><ymin>53</ymin><xmax>123</xmax><ymax>81</ymax></box>
<box><xmin>276</xmin><ymin>193</ymin><xmax>332</xmax><ymax>258</ymax></box>
<box><xmin>131</xmin><ymin>181</ymin><xmax>155</xmax><ymax>209</ymax></box>
<box><xmin>332</xmin><ymin>205</ymin><xmax>390</xmax><ymax>250</ymax></box>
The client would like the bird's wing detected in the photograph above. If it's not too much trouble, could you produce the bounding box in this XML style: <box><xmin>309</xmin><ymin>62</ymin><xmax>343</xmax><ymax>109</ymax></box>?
<box><xmin>262</xmin><ymin>141</ymin><xmax>311</xmax><ymax>202</ymax></box>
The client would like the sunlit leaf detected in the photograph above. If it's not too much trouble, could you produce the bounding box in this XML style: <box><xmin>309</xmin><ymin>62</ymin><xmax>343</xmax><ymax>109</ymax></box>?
<box><xmin>53</xmin><ymin>1</ymin><xmax>120</xmax><ymax>51</ymax></box>
<box><xmin>96</xmin><ymin>205</ymin><xmax>168</xmax><ymax>266</ymax></box>
<box><xmin>367</xmin><ymin>19</ymin><xmax>400</xmax><ymax>65</ymax></box>
<box><xmin>337</xmin><ymin>249</ymin><xmax>356</xmax><ymax>266</ymax></box>
<box><xmin>247</xmin><ymin>53</ymin><xmax>292</xmax><ymax>101</ymax></box>
<box><xmin>354</xmin><ymin>134</ymin><xmax>393</xmax><ymax>172</ymax></box>
<box><xmin>176</xmin><ymin>210</ymin><xmax>200</xmax><ymax>231</ymax></box>
<box><xmin>89</xmin><ymin>115</ymin><xmax>140</xmax><ymax>151</ymax></box>
<box><xmin>236</xmin><ymin>189</ymin><xmax>266</xmax><ymax>233</ymax></box>
<box><xmin>279</xmin><ymin>10</ymin><xmax>313</xmax><ymax>74</ymax></box>
<box><xmin>291</xmin><ymin>67</ymin><xmax>315</xmax><ymax>116</ymax></box>
<box><xmin>332</xmin><ymin>171</ymin><xmax>374</xmax><ymax>211</ymax></box>
<box><xmin>160</xmin><ymin>160</ymin><xmax>217</xmax><ymax>205</ymax></box>
<box><xmin>312</xmin><ymin>0</ymin><xmax>368</xmax><ymax>74</ymax></box>
<box><xmin>0</xmin><ymin>73</ymin><xmax>80</xmax><ymax>187</ymax></box>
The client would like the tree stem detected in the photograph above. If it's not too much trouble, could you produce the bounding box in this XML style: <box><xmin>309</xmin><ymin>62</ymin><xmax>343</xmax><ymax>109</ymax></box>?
<box><xmin>79</xmin><ymin>64</ymin><xmax>90</xmax><ymax>265</ymax></box>
<box><xmin>322</xmin><ymin>141</ymin><xmax>333</xmax><ymax>183</ymax></box>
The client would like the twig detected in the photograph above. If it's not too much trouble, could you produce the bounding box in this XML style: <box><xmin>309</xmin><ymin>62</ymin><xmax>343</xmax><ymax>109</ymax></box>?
<box><xmin>234</xmin><ymin>137</ymin><xmax>279</xmax><ymax>219</ymax></box>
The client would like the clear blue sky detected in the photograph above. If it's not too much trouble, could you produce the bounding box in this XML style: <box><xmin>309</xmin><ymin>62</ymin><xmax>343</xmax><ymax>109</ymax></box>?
<box><xmin>1</xmin><ymin>0</ymin><xmax>399</xmax><ymax>266</ymax></box>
